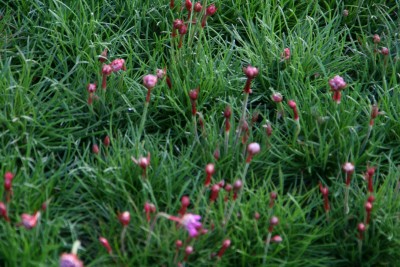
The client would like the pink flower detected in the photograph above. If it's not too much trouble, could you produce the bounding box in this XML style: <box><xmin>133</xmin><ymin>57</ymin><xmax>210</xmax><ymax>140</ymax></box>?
<box><xmin>110</xmin><ymin>58</ymin><xmax>126</xmax><ymax>72</ymax></box>
<box><xmin>243</xmin><ymin>65</ymin><xmax>259</xmax><ymax>79</ymax></box>
<box><xmin>373</xmin><ymin>34</ymin><xmax>380</xmax><ymax>44</ymax></box>
<box><xmin>272</xmin><ymin>92</ymin><xmax>283</xmax><ymax>102</ymax></box>
<box><xmin>143</xmin><ymin>74</ymin><xmax>158</xmax><ymax>90</ymax></box>
<box><xmin>328</xmin><ymin>75</ymin><xmax>346</xmax><ymax>91</ymax></box>
<box><xmin>282</xmin><ymin>48</ymin><xmax>290</xmax><ymax>60</ymax></box>
<box><xmin>99</xmin><ymin>237</ymin><xmax>112</xmax><ymax>254</ymax></box>
<box><xmin>271</xmin><ymin>235</ymin><xmax>283</xmax><ymax>243</ymax></box>
<box><xmin>87</xmin><ymin>83</ymin><xmax>96</xmax><ymax>93</ymax></box>
<box><xmin>156</xmin><ymin>68</ymin><xmax>166</xmax><ymax>79</ymax></box>
<box><xmin>206</xmin><ymin>4</ymin><xmax>217</xmax><ymax>16</ymax></box>
<box><xmin>194</xmin><ymin>2</ymin><xmax>202</xmax><ymax>12</ymax></box>
<box><xmin>21</xmin><ymin>212</ymin><xmax>40</xmax><ymax>230</ymax></box>
<box><xmin>180</xmin><ymin>213</ymin><xmax>202</xmax><ymax>237</ymax></box>
<box><xmin>59</xmin><ymin>253</ymin><xmax>84</xmax><ymax>267</ymax></box>
<box><xmin>381</xmin><ymin>47</ymin><xmax>389</xmax><ymax>56</ymax></box>
<box><xmin>342</xmin><ymin>9</ymin><xmax>349</xmax><ymax>17</ymax></box>
<box><xmin>118</xmin><ymin>211</ymin><xmax>130</xmax><ymax>226</ymax></box>
<box><xmin>0</xmin><ymin>202</ymin><xmax>10</xmax><ymax>222</ymax></box>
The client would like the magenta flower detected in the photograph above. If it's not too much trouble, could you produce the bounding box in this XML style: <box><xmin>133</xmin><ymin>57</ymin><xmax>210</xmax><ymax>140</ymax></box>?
<box><xmin>180</xmin><ymin>213</ymin><xmax>202</xmax><ymax>237</ymax></box>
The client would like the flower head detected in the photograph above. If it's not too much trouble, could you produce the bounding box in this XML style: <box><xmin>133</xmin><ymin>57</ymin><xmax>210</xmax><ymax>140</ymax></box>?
<box><xmin>247</xmin><ymin>142</ymin><xmax>260</xmax><ymax>155</ymax></box>
<box><xmin>194</xmin><ymin>2</ymin><xmax>202</xmax><ymax>12</ymax></box>
<box><xmin>143</xmin><ymin>74</ymin><xmax>158</xmax><ymax>90</ymax></box>
<box><xmin>59</xmin><ymin>253</ymin><xmax>84</xmax><ymax>267</ymax></box>
<box><xmin>342</xmin><ymin>162</ymin><xmax>355</xmax><ymax>173</ymax></box>
<box><xmin>329</xmin><ymin>75</ymin><xmax>346</xmax><ymax>91</ymax></box>
<box><xmin>180</xmin><ymin>213</ymin><xmax>202</xmax><ymax>237</ymax></box>
<box><xmin>118</xmin><ymin>211</ymin><xmax>130</xmax><ymax>226</ymax></box>
<box><xmin>156</xmin><ymin>68</ymin><xmax>167</xmax><ymax>79</ymax></box>
<box><xmin>206</xmin><ymin>4</ymin><xmax>217</xmax><ymax>16</ymax></box>
<box><xmin>87</xmin><ymin>83</ymin><xmax>96</xmax><ymax>93</ymax></box>
<box><xmin>110</xmin><ymin>58</ymin><xmax>126</xmax><ymax>72</ymax></box>
<box><xmin>342</xmin><ymin>9</ymin><xmax>349</xmax><ymax>17</ymax></box>
<box><xmin>381</xmin><ymin>47</ymin><xmax>389</xmax><ymax>56</ymax></box>
<box><xmin>282</xmin><ymin>48</ymin><xmax>290</xmax><ymax>60</ymax></box>
<box><xmin>243</xmin><ymin>65</ymin><xmax>259</xmax><ymax>79</ymax></box>
<box><xmin>21</xmin><ymin>212</ymin><xmax>40</xmax><ymax>230</ymax></box>
<box><xmin>173</xmin><ymin>19</ymin><xmax>184</xmax><ymax>30</ymax></box>
<box><xmin>271</xmin><ymin>235</ymin><xmax>283</xmax><ymax>243</ymax></box>
<box><xmin>99</xmin><ymin>237</ymin><xmax>112</xmax><ymax>254</ymax></box>
<box><xmin>373</xmin><ymin>34</ymin><xmax>381</xmax><ymax>44</ymax></box>
<box><xmin>272</xmin><ymin>92</ymin><xmax>283</xmax><ymax>103</ymax></box>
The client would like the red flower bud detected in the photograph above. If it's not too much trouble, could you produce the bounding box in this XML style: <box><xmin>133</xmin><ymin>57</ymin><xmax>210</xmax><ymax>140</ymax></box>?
<box><xmin>99</xmin><ymin>237</ymin><xmax>112</xmax><ymax>254</ymax></box>
<box><xmin>92</xmin><ymin>144</ymin><xmax>99</xmax><ymax>155</ymax></box>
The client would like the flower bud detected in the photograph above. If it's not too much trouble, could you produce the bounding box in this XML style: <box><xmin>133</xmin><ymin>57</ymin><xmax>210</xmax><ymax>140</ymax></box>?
<box><xmin>118</xmin><ymin>211</ymin><xmax>130</xmax><ymax>226</ymax></box>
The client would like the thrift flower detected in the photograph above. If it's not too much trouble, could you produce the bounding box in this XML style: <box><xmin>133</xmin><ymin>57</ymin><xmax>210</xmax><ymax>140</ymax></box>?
<box><xmin>110</xmin><ymin>58</ymin><xmax>126</xmax><ymax>72</ymax></box>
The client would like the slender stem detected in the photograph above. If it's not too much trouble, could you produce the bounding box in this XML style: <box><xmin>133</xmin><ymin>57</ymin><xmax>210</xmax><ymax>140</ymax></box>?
<box><xmin>360</xmin><ymin>125</ymin><xmax>372</xmax><ymax>155</ymax></box>
<box><xmin>223</xmin><ymin>163</ymin><xmax>250</xmax><ymax>228</ymax></box>
<box><xmin>224</xmin><ymin>131</ymin><xmax>229</xmax><ymax>155</ymax></box>
<box><xmin>262</xmin><ymin>232</ymin><xmax>272</xmax><ymax>265</ymax></box>
<box><xmin>120</xmin><ymin>226</ymin><xmax>127</xmax><ymax>255</ymax></box>
<box><xmin>71</xmin><ymin>240</ymin><xmax>81</xmax><ymax>255</ymax></box>
<box><xmin>358</xmin><ymin>239</ymin><xmax>363</xmax><ymax>261</ymax></box>
<box><xmin>344</xmin><ymin>185</ymin><xmax>350</xmax><ymax>215</ymax></box>
<box><xmin>293</xmin><ymin>120</ymin><xmax>301</xmax><ymax>145</ymax></box>
<box><xmin>145</xmin><ymin>216</ymin><xmax>159</xmax><ymax>246</ymax></box>
<box><xmin>193</xmin><ymin>115</ymin><xmax>199</xmax><ymax>143</ymax></box>
<box><xmin>138</xmin><ymin>101</ymin><xmax>149</xmax><ymax>139</ymax></box>
<box><xmin>235</xmin><ymin>93</ymin><xmax>249</xmax><ymax>145</ymax></box>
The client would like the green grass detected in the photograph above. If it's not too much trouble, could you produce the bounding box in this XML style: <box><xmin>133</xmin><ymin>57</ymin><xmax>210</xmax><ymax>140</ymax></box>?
<box><xmin>1</xmin><ymin>0</ymin><xmax>400</xmax><ymax>266</ymax></box>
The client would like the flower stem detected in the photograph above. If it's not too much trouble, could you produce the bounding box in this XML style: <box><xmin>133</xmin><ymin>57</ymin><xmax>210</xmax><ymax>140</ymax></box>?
<box><xmin>193</xmin><ymin>115</ymin><xmax>199</xmax><ymax>143</ymax></box>
<box><xmin>344</xmin><ymin>185</ymin><xmax>350</xmax><ymax>215</ymax></box>
<box><xmin>235</xmin><ymin>93</ymin><xmax>249</xmax><ymax>146</ymax></box>
<box><xmin>224</xmin><ymin>131</ymin><xmax>229</xmax><ymax>155</ymax></box>
<box><xmin>262</xmin><ymin>232</ymin><xmax>272</xmax><ymax>265</ymax></box>
<box><xmin>223</xmin><ymin>163</ymin><xmax>249</xmax><ymax>228</ymax></box>
<box><xmin>138</xmin><ymin>101</ymin><xmax>149</xmax><ymax>140</ymax></box>
<box><xmin>120</xmin><ymin>226</ymin><xmax>127</xmax><ymax>255</ymax></box>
